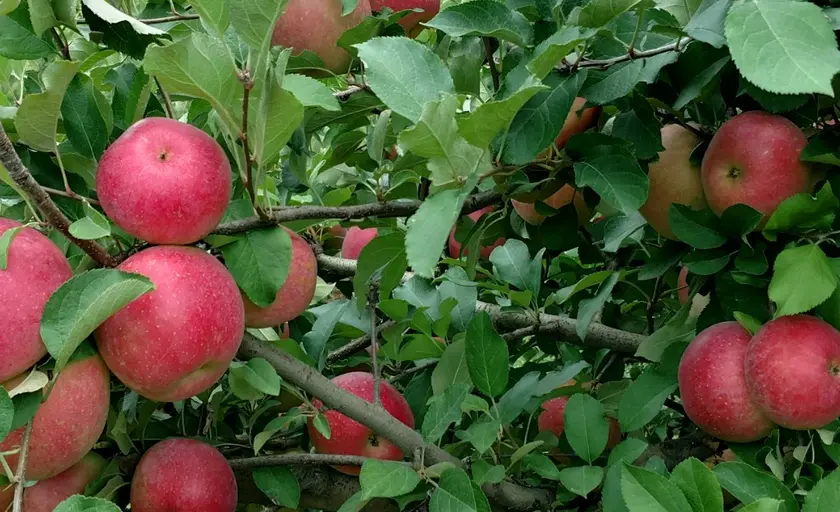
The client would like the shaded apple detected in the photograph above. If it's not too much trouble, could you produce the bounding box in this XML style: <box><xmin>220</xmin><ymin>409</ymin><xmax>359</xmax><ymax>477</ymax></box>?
<box><xmin>745</xmin><ymin>315</ymin><xmax>840</xmax><ymax>430</ymax></box>
<box><xmin>677</xmin><ymin>266</ymin><xmax>710</xmax><ymax>317</ymax></box>
<box><xmin>96</xmin><ymin>246</ymin><xmax>245</xmax><ymax>402</ymax></box>
<box><xmin>243</xmin><ymin>228</ymin><xmax>317</xmax><ymax>328</ymax></box>
<box><xmin>272</xmin><ymin>0</ymin><xmax>372</xmax><ymax>75</ymax></box>
<box><xmin>23</xmin><ymin>452</ymin><xmax>107</xmax><ymax>512</ymax></box>
<box><xmin>370</xmin><ymin>0</ymin><xmax>439</xmax><ymax>37</ymax></box>
<box><xmin>639</xmin><ymin>124</ymin><xmax>707</xmax><ymax>239</ymax></box>
<box><xmin>701</xmin><ymin>111</ymin><xmax>811</xmax><ymax>220</ymax></box>
<box><xmin>679</xmin><ymin>322</ymin><xmax>775</xmax><ymax>442</ymax></box>
<box><xmin>97</xmin><ymin>118</ymin><xmax>232</xmax><ymax>245</ymax></box>
<box><xmin>512</xmin><ymin>184</ymin><xmax>589</xmax><ymax>225</ymax></box>
<box><xmin>0</xmin><ymin>481</ymin><xmax>11</xmax><ymax>512</ymax></box>
<box><xmin>0</xmin><ymin>218</ymin><xmax>72</xmax><ymax>382</ymax></box>
<box><xmin>307</xmin><ymin>372</ymin><xmax>414</xmax><ymax>475</ymax></box>
<box><xmin>448</xmin><ymin>206</ymin><xmax>506</xmax><ymax>259</ymax></box>
<box><xmin>131</xmin><ymin>438</ymin><xmax>237</xmax><ymax>512</ymax></box>
<box><xmin>538</xmin><ymin>395</ymin><xmax>621</xmax><ymax>448</ymax></box>
<box><xmin>0</xmin><ymin>352</ymin><xmax>110</xmax><ymax>480</ymax></box>
<box><xmin>341</xmin><ymin>226</ymin><xmax>379</xmax><ymax>260</ymax></box>
<box><xmin>555</xmin><ymin>97</ymin><xmax>601</xmax><ymax>150</ymax></box>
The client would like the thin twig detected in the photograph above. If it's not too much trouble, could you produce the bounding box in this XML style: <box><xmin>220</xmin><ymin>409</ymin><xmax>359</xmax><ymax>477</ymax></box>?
<box><xmin>369</xmin><ymin>283</ymin><xmax>381</xmax><ymax>407</ymax></box>
<box><xmin>11</xmin><ymin>421</ymin><xmax>33</xmax><ymax>512</ymax></box>
<box><xmin>153</xmin><ymin>77</ymin><xmax>174</xmax><ymax>119</ymax></box>
<box><xmin>76</xmin><ymin>13</ymin><xmax>200</xmax><ymax>25</ymax></box>
<box><xmin>326</xmin><ymin>320</ymin><xmax>397</xmax><ymax>364</ymax></box>
<box><xmin>42</xmin><ymin>186</ymin><xmax>100</xmax><ymax>206</ymax></box>
<box><xmin>559</xmin><ymin>37</ymin><xmax>691</xmax><ymax>71</ymax></box>
<box><xmin>483</xmin><ymin>38</ymin><xmax>500</xmax><ymax>91</ymax></box>
<box><xmin>238</xmin><ymin>70</ymin><xmax>268</xmax><ymax>221</ymax></box>
<box><xmin>647</xmin><ymin>276</ymin><xmax>663</xmax><ymax>335</ymax></box>
<box><xmin>228</xmin><ymin>453</ymin><xmax>406</xmax><ymax>469</ymax></box>
<box><xmin>334</xmin><ymin>85</ymin><xmax>365</xmax><ymax>101</ymax></box>
<box><xmin>388</xmin><ymin>359</ymin><xmax>437</xmax><ymax>383</ymax></box>
<box><xmin>51</xmin><ymin>29</ymin><xmax>70</xmax><ymax>60</ymax></box>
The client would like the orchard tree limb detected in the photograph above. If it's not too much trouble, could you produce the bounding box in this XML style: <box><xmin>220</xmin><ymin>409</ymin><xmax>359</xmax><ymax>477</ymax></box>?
<box><xmin>326</xmin><ymin>320</ymin><xmax>396</xmax><ymax>364</ymax></box>
<box><xmin>238</xmin><ymin>334</ymin><xmax>554</xmax><ymax>511</ymax></box>
<box><xmin>0</xmin><ymin>125</ymin><xmax>117</xmax><ymax>267</ymax></box>
<box><xmin>76</xmin><ymin>14</ymin><xmax>201</xmax><ymax>25</ymax></box>
<box><xmin>213</xmin><ymin>190</ymin><xmax>503</xmax><ymax>236</ymax></box>
<box><xmin>560</xmin><ymin>37</ymin><xmax>692</xmax><ymax>71</ymax></box>
<box><xmin>11</xmin><ymin>422</ymin><xmax>32</xmax><ymax>512</ymax></box>
<box><xmin>228</xmin><ymin>453</ymin><xmax>390</xmax><ymax>469</ymax></box>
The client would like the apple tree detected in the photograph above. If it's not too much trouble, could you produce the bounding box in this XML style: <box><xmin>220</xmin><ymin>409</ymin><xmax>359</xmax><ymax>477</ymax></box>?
<box><xmin>3</xmin><ymin>0</ymin><xmax>840</xmax><ymax>510</ymax></box>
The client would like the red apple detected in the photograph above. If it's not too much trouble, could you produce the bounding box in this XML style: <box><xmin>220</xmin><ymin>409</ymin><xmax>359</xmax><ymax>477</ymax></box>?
<box><xmin>679</xmin><ymin>322</ymin><xmax>775</xmax><ymax>442</ymax></box>
<box><xmin>370</xmin><ymin>0</ymin><xmax>439</xmax><ymax>37</ymax></box>
<box><xmin>23</xmin><ymin>452</ymin><xmax>107</xmax><ymax>512</ymax></box>
<box><xmin>745</xmin><ymin>315</ymin><xmax>840</xmax><ymax>430</ymax></box>
<box><xmin>307</xmin><ymin>372</ymin><xmax>414</xmax><ymax>475</ymax></box>
<box><xmin>538</xmin><ymin>395</ymin><xmax>621</xmax><ymax>447</ymax></box>
<box><xmin>0</xmin><ymin>218</ymin><xmax>72</xmax><ymax>382</ymax></box>
<box><xmin>97</xmin><ymin>118</ymin><xmax>231</xmax><ymax>245</ymax></box>
<box><xmin>131</xmin><ymin>438</ymin><xmax>237</xmax><ymax>512</ymax></box>
<box><xmin>95</xmin><ymin>246</ymin><xmax>245</xmax><ymax>402</ymax></box>
<box><xmin>273</xmin><ymin>0</ymin><xmax>372</xmax><ymax>75</ymax></box>
<box><xmin>639</xmin><ymin>124</ymin><xmax>707</xmax><ymax>239</ymax></box>
<box><xmin>341</xmin><ymin>226</ymin><xmax>379</xmax><ymax>260</ymax></box>
<box><xmin>448</xmin><ymin>206</ymin><xmax>506</xmax><ymax>259</ymax></box>
<box><xmin>555</xmin><ymin>97</ymin><xmax>601</xmax><ymax>150</ymax></box>
<box><xmin>243</xmin><ymin>228</ymin><xmax>317</xmax><ymax>328</ymax></box>
<box><xmin>678</xmin><ymin>266</ymin><xmax>690</xmax><ymax>305</ymax></box>
<box><xmin>0</xmin><ymin>352</ymin><xmax>110</xmax><ymax>480</ymax></box>
<box><xmin>512</xmin><ymin>184</ymin><xmax>589</xmax><ymax>225</ymax></box>
<box><xmin>0</xmin><ymin>485</ymin><xmax>9</xmax><ymax>511</ymax></box>
<box><xmin>701</xmin><ymin>111</ymin><xmax>812</xmax><ymax>219</ymax></box>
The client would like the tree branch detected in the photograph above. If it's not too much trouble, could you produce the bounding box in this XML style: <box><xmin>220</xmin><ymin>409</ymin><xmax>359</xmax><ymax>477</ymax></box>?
<box><xmin>229</xmin><ymin>453</ymin><xmax>389</xmax><ymax>469</ymax></box>
<box><xmin>559</xmin><ymin>37</ymin><xmax>691</xmax><ymax>71</ymax></box>
<box><xmin>213</xmin><ymin>190</ymin><xmax>503</xmax><ymax>236</ymax></box>
<box><xmin>0</xmin><ymin>125</ymin><xmax>116</xmax><ymax>267</ymax></box>
<box><xmin>76</xmin><ymin>14</ymin><xmax>200</xmax><ymax>25</ymax></box>
<box><xmin>11</xmin><ymin>422</ymin><xmax>32</xmax><ymax>512</ymax></box>
<box><xmin>326</xmin><ymin>320</ymin><xmax>397</xmax><ymax>364</ymax></box>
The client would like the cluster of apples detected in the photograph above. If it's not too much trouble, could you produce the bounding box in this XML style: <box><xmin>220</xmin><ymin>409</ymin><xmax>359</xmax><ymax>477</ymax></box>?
<box><xmin>679</xmin><ymin>315</ymin><xmax>840</xmax><ymax>443</ymax></box>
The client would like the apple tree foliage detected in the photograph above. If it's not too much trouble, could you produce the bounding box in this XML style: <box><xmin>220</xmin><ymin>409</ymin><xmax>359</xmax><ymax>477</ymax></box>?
<box><xmin>3</xmin><ymin>0</ymin><xmax>840</xmax><ymax>510</ymax></box>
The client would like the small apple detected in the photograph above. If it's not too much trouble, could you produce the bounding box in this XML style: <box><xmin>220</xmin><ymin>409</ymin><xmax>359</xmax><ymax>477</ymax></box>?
<box><xmin>131</xmin><ymin>438</ymin><xmax>237</xmax><ymax>512</ymax></box>
<box><xmin>23</xmin><ymin>452</ymin><xmax>107</xmax><ymax>512</ymax></box>
<box><xmin>97</xmin><ymin>118</ymin><xmax>232</xmax><ymax>245</ymax></box>
<box><xmin>679</xmin><ymin>322</ymin><xmax>775</xmax><ymax>442</ymax></box>
<box><xmin>272</xmin><ymin>0</ymin><xmax>372</xmax><ymax>75</ymax></box>
<box><xmin>0</xmin><ymin>218</ymin><xmax>72</xmax><ymax>383</ymax></box>
<box><xmin>96</xmin><ymin>246</ymin><xmax>245</xmax><ymax>402</ymax></box>
<box><xmin>745</xmin><ymin>315</ymin><xmax>840</xmax><ymax>430</ymax></box>
<box><xmin>538</xmin><ymin>395</ymin><xmax>621</xmax><ymax>448</ymax></box>
<box><xmin>701</xmin><ymin>111</ymin><xmax>812</xmax><ymax>220</ymax></box>
<box><xmin>0</xmin><ymin>352</ymin><xmax>110</xmax><ymax>480</ymax></box>
<box><xmin>639</xmin><ymin>124</ymin><xmax>707</xmax><ymax>239</ymax></box>
<box><xmin>308</xmin><ymin>372</ymin><xmax>414</xmax><ymax>475</ymax></box>
<box><xmin>370</xmin><ymin>0</ymin><xmax>440</xmax><ymax>37</ymax></box>
<box><xmin>243</xmin><ymin>228</ymin><xmax>317</xmax><ymax>328</ymax></box>
<box><xmin>448</xmin><ymin>206</ymin><xmax>506</xmax><ymax>259</ymax></box>
<box><xmin>341</xmin><ymin>226</ymin><xmax>379</xmax><ymax>260</ymax></box>
<box><xmin>511</xmin><ymin>184</ymin><xmax>589</xmax><ymax>225</ymax></box>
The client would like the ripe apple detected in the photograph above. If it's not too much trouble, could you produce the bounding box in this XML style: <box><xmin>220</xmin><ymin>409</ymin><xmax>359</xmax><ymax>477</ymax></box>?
<box><xmin>243</xmin><ymin>228</ymin><xmax>317</xmax><ymax>328</ymax></box>
<box><xmin>0</xmin><ymin>352</ymin><xmax>110</xmax><ymax>480</ymax></box>
<box><xmin>0</xmin><ymin>218</ymin><xmax>72</xmax><ymax>382</ymax></box>
<box><xmin>131</xmin><ymin>438</ymin><xmax>237</xmax><ymax>512</ymax></box>
<box><xmin>538</xmin><ymin>395</ymin><xmax>621</xmax><ymax>448</ymax></box>
<box><xmin>512</xmin><ymin>184</ymin><xmax>589</xmax><ymax>225</ymax></box>
<box><xmin>95</xmin><ymin>246</ymin><xmax>245</xmax><ymax>402</ymax></box>
<box><xmin>370</xmin><ymin>0</ymin><xmax>440</xmax><ymax>37</ymax></box>
<box><xmin>679</xmin><ymin>322</ymin><xmax>775</xmax><ymax>442</ymax></box>
<box><xmin>448</xmin><ymin>206</ymin><xmax>506</xmax><ymax>259</ymax></box>
<box><xmin>745</xmin><ymin>315</ymin><xmax>840</xmax><ymax>430</ymax></box>
<box><xmin>307</xmin><ymin>372</ymin><xmax>414</xmax><ymax>475</ymax></box>
<box><xmin>272</xmin><ymin>0</ymin><xmax>372</xmax><ymax>75</ymax></box>
<box><xmin>701</xmin><ymin>111</ymin><xmax>812</xmax><ymax>219</ymax></box>
<box><xmin>0</xmin><ymin>485</ymin><xmax>9</xmax><ymax>511</ymax></box>
<box><xmin>97</xmin><ymin>118</ymin><xmax>232</xmax><ymax>245</ymax></box>
<box><xmin>22</xmin><ymin>452</ymin><xmax>107</xmax><ymax>512</ymax></box>
<box><xmin>554</xmin><ymin>97</ymin><xmax>601</xmax><ymax>150</ymax></box>
<box><xmin>341</xmin><ymin>226</ymin><xmax>379</xmax><ymax>260</ymax></box>
<box><xmin>639</xmin><ymin>124</ymin><xmax>707</xmax><ymax>239</ymax></box>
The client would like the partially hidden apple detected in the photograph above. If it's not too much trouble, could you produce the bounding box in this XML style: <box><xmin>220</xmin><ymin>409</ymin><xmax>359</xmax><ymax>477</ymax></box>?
<box><xmin>512</xmin><ymin>184</ymin><xmax>589</xmax><ymax>226</ymax></box>
<box><xmin>448</xmin><ymin>206</ymin><xmax>506</xmax><ymax>259</ymax></box>
<box><xmin>307</xmin><ymin>372</ymin><xmax>415</xmax><ymax>475</ymax></box>
<box><xmin>554</xmin><ymin>97</ymin><xmax>601</xmax><ymax>151</ymax></box>
<box><xmin>538</xmin><ymin>395</ymin><xmax>621</xmax><ymax>448</ymax></box>
<box><xmin>0</xmin><ymin>218</ymin><xmax>72</xmax><ymax>383</ymax></box>
<box><xmin>701</xmin><ymin>111</ymin><xmax>811</xmax><ymax>220</ymax></box>
<box><xmin>370</xmin><ymin>0</ymin><xmax>440</xmax><ymax>37</ymax></box>
<box><xmin>679</xmin><ymin>322</ymin><xmax>775</xmax><ymax>442</ymax></box>
<box><xmin>243</xmin><ymin>228</ymin><xmax>317</xmax><ymax>328</ymax></box>
<box><xmin>23</xmin><ymin>452</ymin><xmax>107</xmax><ymax>512</ymax></box>
<box><xmin>677</xmin><ymin>267</ymin><xmax>710</xmax><ymax>318</ymax></box>
<box><xmin>97</xmin><ymin>118</ymin><xmax>232</xmax><ymax>245</ymax></box>
<box><xmin>341</xmin><ymin>226</ymin><xmax>379</xmax><ymax>260</ymax></box>
<box><xmin>0</xmin><ymin>351</ymin><xmax>110</xmax><ymax>480</ymax></box>
<box><xmin>272</xmin><ymin>0</ymin><xmax>372</xmax><ymax>75</ymax></box>
<box><xmin>130</xmin><ymin>438</ymin><xmax>237</xmax><ymax>512</ymax></box>
<box><xmin>96</xmin><ymin>246</ymin><xmax>245</xmax><ymax>402</ymax></box>
<box><xmin>745</xmin><ymin>315</ymin><xmax>840</xmax><ymax>430</ymax></box>
<box><xmin>639</xmin><ymin>124</ymin><xmax>707</xmax><ymax>239</ymax></box>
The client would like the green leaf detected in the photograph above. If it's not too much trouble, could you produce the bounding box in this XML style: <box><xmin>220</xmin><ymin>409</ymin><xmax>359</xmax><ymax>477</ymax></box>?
<box><xmin>241</xmin><ymin>358</ymin><xmax>281</xmax><ymax>396</ymax></box>
<box><xmin>0</xmin><ymin>0</ymin><xmax>20</xmax><ymax>16</ymax></box>
<box><xmin>489</xmin><ymin>239</ymin><xmax>540</xmax><ymax>295</ymax></box>
<box><xmin>686</xmin><ymin>0</ymin><xmax>731</xmax><ymax>48</ymax></box>
<box><xmin>0</xmin><ymin>225</ymin><xmax>22</xmax><ymax>270</ymax></box>
<box><xmin>432</xmin><ymin>338</ymin><xmax>473</xmax><ymax>395</ymax></box>
<box><xmin>458</xmin><ymin>75</ymin><xmax>547</xmax><ymax>148</ymax></box>
<box><xmin>422</xmin><ymin>383</ymin><xmax>470</xmax><ymax>443</ymax></box>
<box><xmin>669</xmin><ymin>205</ymin><xmax>727</xmax><ymax>249</ymax></box>
<box><xmin>464</xmin><ymin>311</ymin><xmax>509</xmax><ymax>398</ymax></box>
<box><xmin>429</xmin><ymin>467</ymin><xmax>491</xmax><ymax>512</ymax></box>
<box><xmin>611</xmin><ymin>95</ymin><xmax>664</xmax><ymax>160</ymax></box>
<box><xmin>574</xmin><ymin>155</ymin><xmax>648</xmax><ymax>215</ymax></box>
<box><xmin>618</xmin><ymin>367</ymin><xmax>678</xmax><ymax>431</ymax></box>
<box><xmin>719</xmin><ymin>204</ymin><xmax>763</xmax><ymax>238</ymax></box>
<box><xmin>673</xmin><ymin>55</ymin><xmax>730</xmax><ymax>110</ymax></box>
<box><xmin>803</xmin><ymin>467</ymin><xmax>840</xmax><ymax>512</ymax></box>
<box><xmin>42</xmin><ymin>269</ymin><xmax>154</xmax><ymax>374</ymax></box>
<box><xmin>621</xmin><ymin>464</ymin><xmax>694</xmax><ymax>512</ymax></box>
<box><xmin>303</xmin><ymin>300</ymin><xmax>350</xmax><ymax>368</ymax></box>
<box><xmin>456</xmin><ymin>418</ymin><xmax>500</xmax><ymax>454</ymax></box>
<box><xmin>69</xmin><ymin>201</ymin><xmax>111</xmax><ymax>240</ymax></box>
<box><xmin>53</xmin><ymin>496</ymin><xmax>121</xmax><ymax>512</ymax></box>
<box><xmin>439</xmin><ymin>267</ymin><xmax>477</xmax><ymax>332</ymax></box>
<box><xmin>684</xmin><ymin>249</ymin><xmax>731</xmax><ymax>276</ymax></box>
<box><xmin>724</xmin><ymin>0</ymin><xmax>840</xmax><ymax>95</ymax></box>
<box><xmin>608</xmin><ymin>438</ymin><xmax>649</xmax><ymax>467</ymax></box>
<box><xmin>472</xmin><ymin>460</ymin><xmax>505</xmax><ymax>486</ymax></box>
<box><xmin>81</xmin><ymin>0</ymin><xmax>169</xmax><ymax>59</ymax></box>
<box><xmin>283</xmin><ymin>73</ymin><xmax>341</xmax><ymax>111</ymax></box>
<box><xmin>0</xmin><ymin>3</ymin><xmax>56</xmax><ymax>60</ymax></box>
<box><xmin>425</xmin><ymin>0</ymin><xmax>533</xmax><ymax>47</ymax></box>
<box><xmin>28</xmin><ymin>0</ymin><xmax>59</xmax><ymax>36</ymax></box>
<box><xmin>221</xmin><ymin>227</ymin><xmax>292</xmax><ymax>308</ymax></box>
<box><xmin>581</xmin><ymin>61</ymin><xmax>645</xmax><ymax>105</ymax></box>
<box><xmin>250</xmin><ymin>68</ymin><xmax>304</xmax><ymax>168</ymax></box>
<box><xmin>354</xmin><ymin>232</ymin><xmax>408</xmax><ymax>309</ymax></box>
<box><xmin>15</xmin><ymin>59</ymin><xmax>79</xmax><ymax>152</ymax></box>
<box><xmin>763</xmin><ymin>183</ymin><xmax>838</xmax><ymax>240</ymax></box>
<box><xmin>524</xmin><ymin>26</ymin><xmax>596</xmax><ymax>80</ymax></box>
<box><xmin>635</xmin><ymin>306</ymin><xmax>696</xmax><ymax>362</ymax></box>
<box><xmin>670</xmin><ymin>458</ymin><xmax>724</xmax><ymax>512</ymax></box>
<box><xmin>712</xmin><ymin>462</ymin><xmax>797</xmax><ymax>512</ymax></box>
<box><xmin>252</xmin><ymin>466</ymin><xmax>300</xmax><ymax>508</ymax></box>
<box><xmin>0</xmin><ymin>386</ymin><xmax>12</xmax><ymax>442</ymax></box>
<box><xmin>576</xmin><ymin>271</ymin><xmax>620</xmax><ymax>340</ymax></box>
<box><xmin>577</xmin><ymin>0</ymin><xmax>643</xmax><ymax>28</ymax></box>
<box><xmin>229</xmin><ymin>0</ymin><xmax>288</xmax><ymax>50</ymax></box>
<box><xmin>769</xmin><ymin>244</ymin><xmax>838</xmax><ymax>317</ymax></box>
<box><xmin>189</xmin><ymin>0</ymin><xmax>230</xmax><ymax>35</ymax></box>
<box><xmin>564</xmin><ymin>394</ymin><xmax>610</xmax><ymax>463</ymax></box>
<box><xmin>560</xmin><ymin>465</ymin><xmax>604</xmax><ymax>497</ymax></box>
<box><xmin>740</xmin><ymin>499</ymin><xmax>782</xmax><ymax>512</ymax></box>
<box><xmin>800</xmin><ymin>133</ymin><xmax>840</xmax><ymax>166</ymax></box>
<box><xmin>406</xmin><ymin>186</ymin><xmax>475</xmax><ymax>279</ymax></box>
<box><xmin>355</xmin><ymin>37</ymin><xmax>455</xmax><ymax>123</ymax></box>
<box><xmin>655</xmin><ymin>0</ymin><xmax>702</xmax><ymax>25</ymax></box>
<box><xmin>359</xmin><ymin>460</ymin><xmax>420</xmax><ymax>500</ymax></box>
<box><xmin>144</xmin><ymin>32</ymin><xmax>240</xmax><ymax>137</ymax></box>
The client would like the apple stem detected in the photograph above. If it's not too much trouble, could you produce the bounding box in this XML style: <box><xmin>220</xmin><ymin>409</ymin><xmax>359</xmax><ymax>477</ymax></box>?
<box><xmin>11</xmin><ymin>421</ymin><xmax>32</xmax><ymax>512</ymax></box>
